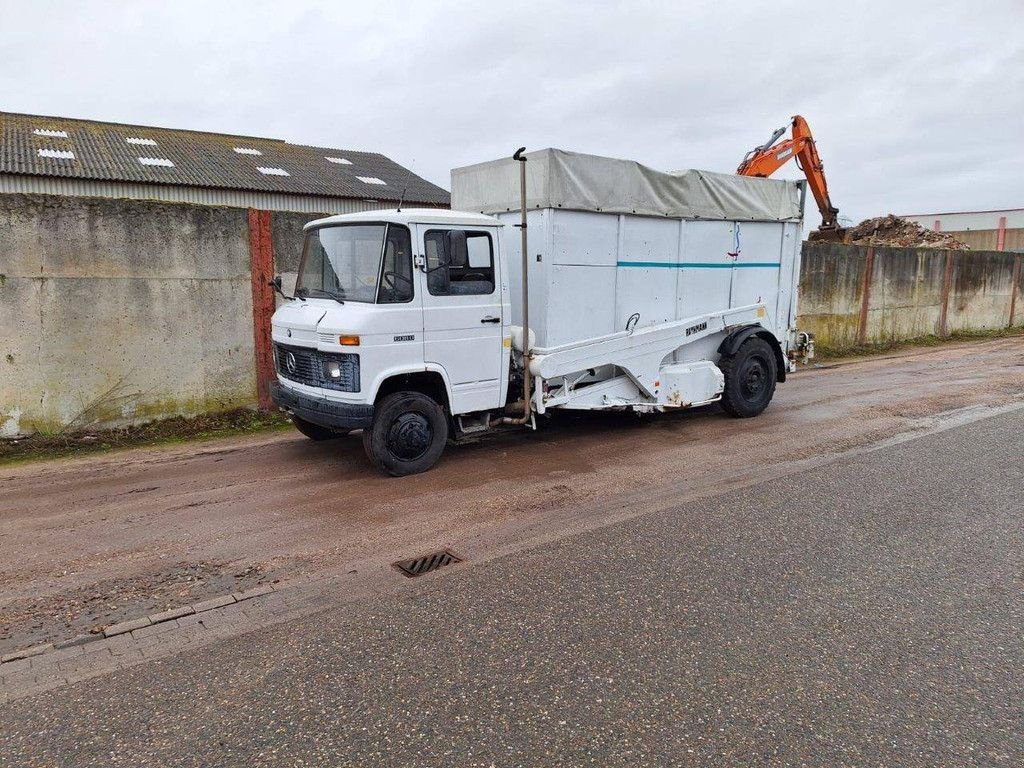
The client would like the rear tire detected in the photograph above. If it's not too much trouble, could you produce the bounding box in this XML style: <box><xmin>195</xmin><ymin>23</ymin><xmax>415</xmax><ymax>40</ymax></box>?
<box><xmin>719</xmin><ymin>336</ymin><xmax>778</xmax><ymax>418</ymax></box>
<box><xmin>362</xmin><ymin>391</ymin><xmax>448</xmax><ymax>476</ymax></box>
<box><xmin>291</xmin><ymin>415</ymin><xmax>340</xmax><ymax>441</ymax></box>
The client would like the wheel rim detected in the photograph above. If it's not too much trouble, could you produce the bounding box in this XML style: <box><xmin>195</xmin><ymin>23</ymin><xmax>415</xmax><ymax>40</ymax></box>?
<box><xmin>386</xmin><ymin>411</ymin><xmax>433</xmax><ymax>461</ymax></box>
<box><xmin>738</xmin><ymin>353</ymin><xmax>770</xmax><ymax>402</ymax></box>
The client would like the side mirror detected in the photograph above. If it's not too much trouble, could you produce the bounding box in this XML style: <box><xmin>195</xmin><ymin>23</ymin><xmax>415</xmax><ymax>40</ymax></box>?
<box><xmin>269</xmin><ymin>274</ymin><xmax>294</xmax><ymax>300</ymax></box>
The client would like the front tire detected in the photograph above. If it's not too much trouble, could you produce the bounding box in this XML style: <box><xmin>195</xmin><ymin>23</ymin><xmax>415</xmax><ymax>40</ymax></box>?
<box><xmin>719</xmin><ymin>337</ymin><xmax>778</xmax><ymax>418</ymax></box>
<box><xmin>362</xmin><ymin>391</ymin><xmax>448</xmax><ymax>476</ymax></box>
<box><xmin>291</xmin><ymin>415</ymin><xmax>341</xmax><ymax>441</ymax></box>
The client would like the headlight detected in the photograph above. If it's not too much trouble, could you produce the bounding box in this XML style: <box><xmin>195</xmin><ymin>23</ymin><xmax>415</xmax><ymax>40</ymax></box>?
<box><xmin>325</xmin><ymin>360</ymin><xmax>343</xmax><ymax>379</ymax></box>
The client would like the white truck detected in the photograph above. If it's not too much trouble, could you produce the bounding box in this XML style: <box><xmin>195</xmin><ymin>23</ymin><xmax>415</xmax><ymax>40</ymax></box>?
<box><xmin>270</xmin><ymin>148</ymin><xmax>810</xmax><ymax>475</ymax></box>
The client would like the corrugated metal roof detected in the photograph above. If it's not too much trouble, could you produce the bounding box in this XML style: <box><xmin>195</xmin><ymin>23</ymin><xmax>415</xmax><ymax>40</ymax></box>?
<box><xmin>0</xmin><ymin>174</ymin><xmax>422</xmax><ymax>215</ymax></box>
<box><xmin>0</xmin><ymin>111</ymin><xmax>450</xmax><ymax>206</ymax></box>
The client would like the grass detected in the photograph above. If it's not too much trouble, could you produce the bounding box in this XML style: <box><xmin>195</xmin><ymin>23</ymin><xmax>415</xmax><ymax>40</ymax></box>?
<box><xmin>0</xmin><ymin>407</ymin><xmax>292</xmax><ymax>468</ymax></box>
<box><xmin>813</xmin><ymin>326</ymin><xmax>1024</xmax><ymax>362</ymax></box>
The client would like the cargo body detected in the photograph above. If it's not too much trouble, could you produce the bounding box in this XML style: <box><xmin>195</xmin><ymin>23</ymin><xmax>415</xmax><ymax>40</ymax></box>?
<box><xmin>270</xmin><ymin>148</ymin><xmax>809</xmax><ymax>475</ymax></box>
<box><xmin>452</xmin><ymin>149</ymin><xmax>804</xmax><ymax>354</ymax></box>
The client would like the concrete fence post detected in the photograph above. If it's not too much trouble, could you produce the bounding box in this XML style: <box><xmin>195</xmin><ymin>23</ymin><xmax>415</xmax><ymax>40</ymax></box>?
<box><xmin>857</xmin><ymin>247</ymin><xmax>875</xmax><ymax>345</ymax></box>
<box><xmin>247</xmin><ymin>209</ymin><xmax>276</xmax><ymax>410</ymax></box>
<box><xmin>1011</xmin><ymin>254</ymin><xmax>1022</xmax><ymax>328</ymax></box>
<box><xmin>938</xmin><ymin>249</ymin><xmax>954</xmax><ymax>338</ymax></box>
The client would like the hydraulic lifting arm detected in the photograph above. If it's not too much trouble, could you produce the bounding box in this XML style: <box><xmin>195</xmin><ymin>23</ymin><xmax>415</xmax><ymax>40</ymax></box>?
<box><xmin>737</xmin><ymin>115</ymin><xmax>840</xmax><ymax>230</ymax></box>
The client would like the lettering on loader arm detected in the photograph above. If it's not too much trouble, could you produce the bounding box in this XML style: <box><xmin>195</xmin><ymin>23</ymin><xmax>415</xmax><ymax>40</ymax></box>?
<box><xmin>685</xmin><ymin>321</ymin><xmax>708</xmax><ymax>337</ymax></box>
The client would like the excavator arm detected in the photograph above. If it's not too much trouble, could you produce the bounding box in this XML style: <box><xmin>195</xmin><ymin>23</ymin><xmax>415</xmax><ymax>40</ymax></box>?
<box><xmin>737</xmin><ymin>115</ymin><xmax>840</xmax><ymax>231</ymax></box>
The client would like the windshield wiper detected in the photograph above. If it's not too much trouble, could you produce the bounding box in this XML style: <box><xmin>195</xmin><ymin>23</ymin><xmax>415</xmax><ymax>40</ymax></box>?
<box><xmin>297</xmin><ymin>287</ymin><xmax>345</xmax><ymax>304</ymax></box>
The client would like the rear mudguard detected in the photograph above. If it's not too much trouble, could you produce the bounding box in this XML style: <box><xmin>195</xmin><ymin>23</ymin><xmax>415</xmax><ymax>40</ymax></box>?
<box><xmin>717</xmin><ymin>325</ymin><xmax>787</xmax><ymax>383</ymax></box>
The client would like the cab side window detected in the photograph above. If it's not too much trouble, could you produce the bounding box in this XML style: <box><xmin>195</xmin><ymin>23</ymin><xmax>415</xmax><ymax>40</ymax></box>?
<box><xmin>424</xmin><ymin>229</ymin><xmax>495</xmax><ymax>296</ymax></box>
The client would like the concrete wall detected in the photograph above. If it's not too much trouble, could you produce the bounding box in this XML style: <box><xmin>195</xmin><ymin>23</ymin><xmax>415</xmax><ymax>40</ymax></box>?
<box><xmin>798</xmin><ymin>242</ymin><xmax>1024</xmax><ymax>351</ymax></box>
<box><xmin>0</xmin><ymin>194</ymin><xmax>334</xmax><ymax>436</ymax></box>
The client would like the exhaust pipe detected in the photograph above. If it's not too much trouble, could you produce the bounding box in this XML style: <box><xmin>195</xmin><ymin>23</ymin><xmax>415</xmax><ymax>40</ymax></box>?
<box><xmin>501</xmin><ymin>147</ymin><xmax>533</xmax><ymax>426</ymax></box>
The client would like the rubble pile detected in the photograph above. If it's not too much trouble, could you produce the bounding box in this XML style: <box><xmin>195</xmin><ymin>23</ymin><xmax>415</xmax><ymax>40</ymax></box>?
<box><xmin>846</xmin><ymin>214</ymin><xmax>969</xmax><ymax>249</ymax></box>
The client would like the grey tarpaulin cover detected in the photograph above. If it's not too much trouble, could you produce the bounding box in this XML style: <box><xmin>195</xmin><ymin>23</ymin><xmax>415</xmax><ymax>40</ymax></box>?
<box><xmin>451</xmin><ymin>148</ymin><xmax>803</xmax><ymax>222</ymax></box>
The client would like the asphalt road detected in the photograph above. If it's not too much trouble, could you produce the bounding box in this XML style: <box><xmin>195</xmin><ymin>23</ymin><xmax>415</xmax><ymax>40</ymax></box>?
<box><xmin>2</xmin><ymin>407</ymin><xmax>1022</xmax><ymax>766</ymax></box>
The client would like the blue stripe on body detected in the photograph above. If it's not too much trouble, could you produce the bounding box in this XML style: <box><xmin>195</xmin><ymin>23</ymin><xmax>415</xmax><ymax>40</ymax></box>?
<box><xmin>616</xmin><ymin>260</ymin><xmax>781</xmax><ymax>269</ymax></box>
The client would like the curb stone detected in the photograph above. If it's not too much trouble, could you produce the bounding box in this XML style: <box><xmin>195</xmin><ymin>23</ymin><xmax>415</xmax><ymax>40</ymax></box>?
<box><xmin>0</xmin><ymin>582</ymin><xmax>279</xmax><ymax>667</ymax></box>
<box><xmin>1</xmin><ymin>643</ymin><xmax>53</xmax><ymax>663</ymax></box>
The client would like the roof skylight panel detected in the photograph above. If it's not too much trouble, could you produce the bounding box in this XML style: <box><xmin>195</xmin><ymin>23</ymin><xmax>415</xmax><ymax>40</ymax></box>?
<box><xmin>138</xmin><ymin>157</ymin><xmax>174</xmax><ymax>167</ymax></box>
<box><xmin>126</xmin><ymin>137</ymin><xmax>158</xmax><ymax>146</ymax></box>
<box><xmin>325</xmin><ymin>157</ymin><xmax>352</xmax><ymax>165</ymax></box>
<box><xmin>234</xmin><ymin>147</ymin><xmax>262</xmax><ymax>155</ymax></box>
<box><xmin>257</xmin><ymin>167</ymin><xmax>289</xmax><ymax>176</ymax></box>
<box><xmin>357</xmin><ymin>176</ymin><xmax>386</xmax><ymax>185</ymax></box>
<box><xmin>33</xmin><ymin>129</ymin><xmax>69</xmax><ymax>138</ymax></box>
<box><xmin>38</xmin><ymin>148</ymin><xmax>75</xmax><ymax>160</ymax></box>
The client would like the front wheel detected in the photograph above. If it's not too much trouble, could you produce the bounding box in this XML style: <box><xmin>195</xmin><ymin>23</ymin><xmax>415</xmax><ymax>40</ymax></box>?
<box><xmin>362</xmin><ymin>392</ymin><xmax>449</xmax><ymax>476</ymax></box>
<box><xmin>719</xmin><ymin>337</ymin><xmax>778</xmax><ymax>418</ymax></box>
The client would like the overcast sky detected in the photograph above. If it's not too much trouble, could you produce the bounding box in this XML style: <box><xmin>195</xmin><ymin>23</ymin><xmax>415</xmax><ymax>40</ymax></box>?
<box><xmin>2</xmin><ymin>0</ymin><xmax>1021</xmax><ymax>227</ymax></box>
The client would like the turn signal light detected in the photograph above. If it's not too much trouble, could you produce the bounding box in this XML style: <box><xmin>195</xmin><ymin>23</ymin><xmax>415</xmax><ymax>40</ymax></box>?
<box><xmin>339</xmin><ymin>335</ymin><xmax>360</xmax><ymax>346</ymax></box>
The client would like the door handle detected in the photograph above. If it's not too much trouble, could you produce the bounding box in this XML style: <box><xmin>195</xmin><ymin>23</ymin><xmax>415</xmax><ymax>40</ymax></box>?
<box><xmin>480</xmin><ymin>316</ymin><xmax>501</xmax><ymax>324</ymax></box>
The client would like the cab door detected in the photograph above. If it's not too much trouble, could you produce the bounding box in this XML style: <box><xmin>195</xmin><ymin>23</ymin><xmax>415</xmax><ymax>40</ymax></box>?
<box><xmin>416</xmin><ymin>225</ymin><xmax>504</xmax><ymax>414</ymax></box>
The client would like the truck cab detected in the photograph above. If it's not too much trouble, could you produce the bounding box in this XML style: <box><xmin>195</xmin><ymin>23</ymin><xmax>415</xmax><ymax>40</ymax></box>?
<box><xmin>270</xmin><ymin>209</ymin><xmax>514</xmax><ymax>474</ymax></box>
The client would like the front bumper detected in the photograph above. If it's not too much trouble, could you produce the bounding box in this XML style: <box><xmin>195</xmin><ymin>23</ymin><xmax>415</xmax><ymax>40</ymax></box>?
<box><xmin>271</xmin><ymin>382</ymin><xmax>374</xmax><ymax>431</ymax></box>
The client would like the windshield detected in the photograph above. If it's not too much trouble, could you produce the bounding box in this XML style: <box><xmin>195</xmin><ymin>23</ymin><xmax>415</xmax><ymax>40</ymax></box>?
<box><xmin>295</xmin><ymin>223</ymin><xmax>413</xmax><ymax>304</ymax></box>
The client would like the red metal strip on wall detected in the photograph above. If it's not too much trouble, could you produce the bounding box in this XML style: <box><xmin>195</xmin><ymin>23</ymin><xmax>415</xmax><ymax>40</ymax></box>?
<box><xmin>248</xmin><ymin>209</ymin><xmax>276</xmax><ymax>410</ymax></box>
<box><xmin>857</xmin><ymin>247</ymin><xmax>875</xmax><ymax>344</ymax></box>
<box><xmin>933</xmin><ymin>219</ymin><xmax>941</xmax><ymax>232</ymax></box>
<box><xmin>996</xmin><ymin>216</ymin><xmax>1007</xmax><ymax>252</ymax></box>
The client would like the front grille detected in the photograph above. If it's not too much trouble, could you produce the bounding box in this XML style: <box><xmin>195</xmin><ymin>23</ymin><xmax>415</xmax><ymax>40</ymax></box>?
<box><xmin>274</xmin><ymin>343</ymin><xmax>359</xmax><ymax>392</ymax></box>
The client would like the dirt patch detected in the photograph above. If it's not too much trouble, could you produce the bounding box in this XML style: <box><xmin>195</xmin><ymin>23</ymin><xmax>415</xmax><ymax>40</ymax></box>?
<box><xmin>0</xmin><ymin>408</ymin><xmax>291</xmax><ymax>467</ymax></box>
<box><xmin>846</xmin><ymin>214</ymin><xmax>969</xmax><ymax>249</ymax></box>
<box><xmin>0</xmin><ymin>560</ymin><xmax>279</xmax><ymax>654</ymax></box>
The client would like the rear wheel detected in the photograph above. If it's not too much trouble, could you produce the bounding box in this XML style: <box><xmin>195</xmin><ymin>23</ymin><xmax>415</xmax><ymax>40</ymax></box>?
<box><xmin>362</xmin><ymin>391</ymin><xmax>448</xmax><ymax>476</ymax></box>
<box><xmin>719</xmin><ymin>337</ymin><xmax>778</xmax><ymax>418</ymax></box>
<box><xmin>291</xmin><ymin>415</ymin><xmax>340</xmax><ymax>441</ymax></box>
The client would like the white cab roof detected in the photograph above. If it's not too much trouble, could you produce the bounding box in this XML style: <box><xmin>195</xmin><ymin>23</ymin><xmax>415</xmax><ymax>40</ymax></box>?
<box><xmin>304</xmin><ymin>208</ymin><xmax>500</xmax><ymax>231</ymax></box>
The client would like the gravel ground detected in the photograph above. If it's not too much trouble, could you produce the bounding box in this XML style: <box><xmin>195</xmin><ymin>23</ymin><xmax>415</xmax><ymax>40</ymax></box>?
<box><xmin>2</xmin><ymin>407</ymin><xmax>1021</xmax><ymax>766</ymax></box>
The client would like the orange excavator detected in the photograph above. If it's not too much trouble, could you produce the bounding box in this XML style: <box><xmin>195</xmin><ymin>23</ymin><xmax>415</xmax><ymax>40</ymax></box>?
<box><xmin>737</xmin><ymin>115</ymin><xmax>841</xmax><ymax>236</ymax></box>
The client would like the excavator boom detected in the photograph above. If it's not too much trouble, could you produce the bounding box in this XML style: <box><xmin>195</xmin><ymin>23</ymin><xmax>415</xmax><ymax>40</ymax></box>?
<box><xmin>737</xmin><ymin>115</ymin><xmax>840</xmax><ymax>231</ymax></box>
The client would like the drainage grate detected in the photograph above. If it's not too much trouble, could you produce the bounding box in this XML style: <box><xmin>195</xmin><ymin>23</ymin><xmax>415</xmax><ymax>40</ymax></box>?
<box><xmin>393</xmin><ymin>550</ymin><xmax>462</xmax><ymax>578</ymax></box>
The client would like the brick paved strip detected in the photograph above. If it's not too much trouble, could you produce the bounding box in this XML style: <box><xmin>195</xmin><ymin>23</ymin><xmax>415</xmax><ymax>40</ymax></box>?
<box><xmin>3</xmin><ymin>589</ymin><xmax>275</xmax><ymax>667</ymax></box>
<box><xmin>103</xmin><ymin>616</ymin><xmax>152</xmax><ymax>638</ymax></box>
<box><xmin>131</xmin><ymin>620</ymin><xmax>182</xmax><ymax>640</ymax></box>
<box><xmin>53</xmin><ymin>634</ymin><xmax>102</xmax><ymax>651</ymax></box>
<box><xmin>191</xmin><ymin>594</ymin><xmax>236</xmax><ymax>613</ymax></box>
<box><xmin>233</xmin><ymin>584</ymin><xmax>275</xmax><ymax>602</ymax></box>
<box><xmin>1</xmin><ymin>574</ymin><xmax>350</xmax><ymax>702</ymax></box>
